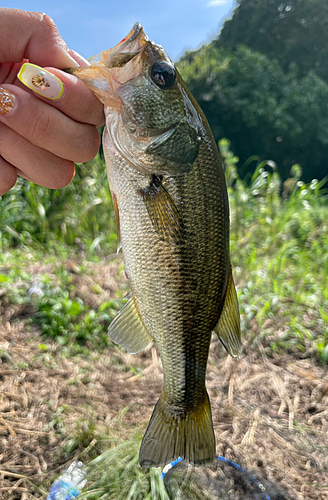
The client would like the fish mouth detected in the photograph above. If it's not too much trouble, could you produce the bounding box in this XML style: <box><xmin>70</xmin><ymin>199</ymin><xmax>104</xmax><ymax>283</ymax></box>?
<box><xmin>65</xmin><ymin>23</ymin><xmax>158</xmax><ymax>108</ymax></box>
<box><xmin>89</xmin><ymin>22</ymin><xmax>149</xmax><ymax>69</ymax></box>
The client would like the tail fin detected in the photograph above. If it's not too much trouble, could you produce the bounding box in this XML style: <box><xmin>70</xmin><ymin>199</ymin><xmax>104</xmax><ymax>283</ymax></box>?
<box><xmin>139</xmin><ymin>390</ymin><xmax>215</xmax><ymax>468</ymax></box>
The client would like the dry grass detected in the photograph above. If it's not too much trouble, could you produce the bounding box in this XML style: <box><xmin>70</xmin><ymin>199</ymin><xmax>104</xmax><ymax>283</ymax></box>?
<box><xmin>208</xmin><ymin>341</ymin><xmax>328</xmax><ymax>499</ymax></box>
<box><xmin>0</xmin><ymin>261</ymin><xmax>327</xmax><ymax>499</ymax></box>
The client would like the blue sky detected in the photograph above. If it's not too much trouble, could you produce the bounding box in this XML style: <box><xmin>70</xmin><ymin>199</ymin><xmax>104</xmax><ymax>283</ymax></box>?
<box><xmin>4</xmin><ymin>1</ymin><xmax>235</xmax><ymax>61</ymax></box>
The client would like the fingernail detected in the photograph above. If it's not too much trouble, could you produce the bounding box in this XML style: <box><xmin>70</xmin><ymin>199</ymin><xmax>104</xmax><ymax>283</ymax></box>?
<box><xmin>68</xmin><ymin>49</ymin><xmax>90</xmax><ymax>67</ymax></box>
<box><xmin>17</xmin><ymin>63</ymin><xmax>64</xmax><ymax>100</ymax></box>
<box><xmin>62</xmin><ymin>52</ymin><xmax>80</xmax><ymax>68</ymax></box>
<box><xmin>0</xmin><ymin>86</ymin><xmax>16</xmax><ymax>116</ymax></box>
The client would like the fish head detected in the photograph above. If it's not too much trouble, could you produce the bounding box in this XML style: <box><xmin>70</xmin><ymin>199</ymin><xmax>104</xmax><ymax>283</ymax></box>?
<box><xmin>67</xmin><ymin>23</ymin><xmax>203</xmax><ymax>175</ymax></box>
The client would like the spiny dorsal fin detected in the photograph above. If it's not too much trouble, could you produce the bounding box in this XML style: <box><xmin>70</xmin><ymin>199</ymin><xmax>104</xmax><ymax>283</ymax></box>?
<box><xmin>139</xmin><ymin>174</ymin><xmax>181</xmax><ymax>242</ymax></box>
<box><xmin>213</xmin><ymin>267</ymin><xmax>241</xmax><ymax>358</ymax></box>
<box><xmin>108</xmin><ymin>294</ymin><xmax>152</xmax><ymax>354</ymax></box>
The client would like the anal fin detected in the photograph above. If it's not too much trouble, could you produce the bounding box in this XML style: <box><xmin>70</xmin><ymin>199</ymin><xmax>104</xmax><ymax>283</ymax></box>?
<box><xmin>213</xmin><ymin>267</ymin><xmax>241</xmax><ymax>358</ymax></box>
<box><xmin>108</xmin><ymin>295</ymin><xmax>152</xmax><ymax>354</ymax></box>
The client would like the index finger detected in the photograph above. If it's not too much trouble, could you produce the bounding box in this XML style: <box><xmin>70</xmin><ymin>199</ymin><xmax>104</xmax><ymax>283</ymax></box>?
<box><xmin>0</xmin><ymin>8</ymin><xmax>78</xmax><ymax>68</ymax></box>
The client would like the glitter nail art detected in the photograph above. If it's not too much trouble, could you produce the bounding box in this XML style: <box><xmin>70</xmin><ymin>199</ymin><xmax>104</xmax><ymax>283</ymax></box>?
<box><xmin>18</xmin><ymin>63</ymin><xmax>64</xmax><ymax>100</ymax></box>
<box><xmin>0</xmin><ymin>87</ymin><xmax>15</xmax><ymax>116</ymax></box>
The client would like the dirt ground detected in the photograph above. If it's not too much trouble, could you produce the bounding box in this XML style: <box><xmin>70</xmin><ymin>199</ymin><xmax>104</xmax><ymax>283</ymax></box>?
<box><xmin>0</xmin><ymin>261</ymin><xmax>327</xmax><ymax>500</ymax></box>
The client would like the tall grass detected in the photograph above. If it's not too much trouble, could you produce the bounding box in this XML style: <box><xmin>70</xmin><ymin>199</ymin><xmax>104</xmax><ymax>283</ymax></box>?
<box><xmin>0</xmin><ymin>156</ymin><xmax>117</xmax><ymax>254</ymax></box>
<box><xmin>220</xmin><ymin>139</ymin><xmax>328</xmax><ymax>361</ymax></box>
<box><xmin>0</xmin><ymin>142</ymin><xmax>327</xmax><ymax>361</ymax></box>
<box><xmin>80</xmin><ymin>437</ymin><xmax>169</xmax><ymax>500</ymax></box>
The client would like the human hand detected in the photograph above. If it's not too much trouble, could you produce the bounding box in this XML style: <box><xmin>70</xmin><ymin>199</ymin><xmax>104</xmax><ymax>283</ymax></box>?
<box><xmin>0</xmin><ymin>8</ymin><xmax>105</xmax><ymax>196</ymax></box>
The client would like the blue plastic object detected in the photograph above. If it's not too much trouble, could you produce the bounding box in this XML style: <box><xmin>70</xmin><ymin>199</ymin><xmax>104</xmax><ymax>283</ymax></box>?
<box><xmin>161</xmin><ymin>455</ymin><xmax>271</xmax><ymax>500</ymax></box>
<box><xmin>47</xmin><ymin>461</ymin><xmax>87</xmax><ymax>500</ymax></box>
<box><xmin>217</xmin><ymin>455</ymin><xmax>271</xmax><ymax>500</ymax></box>
<box><xmin>161</xmin><ymin>457</ymin><xmax>183</xmax><ymax>479</ymax></box>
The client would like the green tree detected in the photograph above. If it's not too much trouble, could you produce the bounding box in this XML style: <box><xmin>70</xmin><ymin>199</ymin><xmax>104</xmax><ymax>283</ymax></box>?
<box><xmin>218</xmin><ymin>0</ymin><xmax>328</xmax><ymax>82</ymax></box>
<box><xmin>178</xmin><ymin>45</ymin><xmax>328</xmax><ymax>181</ymax></box>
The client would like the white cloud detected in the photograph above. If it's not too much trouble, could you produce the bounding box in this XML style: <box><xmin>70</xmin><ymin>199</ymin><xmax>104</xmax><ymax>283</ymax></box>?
<box><xmin>207</xmin><ymin>0</ymin><xmax>228</xmax><ymax>6</ymax></box>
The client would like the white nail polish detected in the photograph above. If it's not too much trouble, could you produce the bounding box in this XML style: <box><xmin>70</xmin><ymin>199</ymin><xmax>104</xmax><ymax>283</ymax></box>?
<box><xmin>18</xmin><ymin>63</ymin><xmax>64</xmax><ymax>100</ymax></box>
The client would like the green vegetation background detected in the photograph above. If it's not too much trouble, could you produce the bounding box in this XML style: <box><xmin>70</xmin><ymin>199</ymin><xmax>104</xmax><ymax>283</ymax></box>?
<box><xmin>1</xmin><ymin>0</ymin><xmax>327</xmax><ymax>361</ymax></box>
<box><xmin>1</xmin><ymin>144</ymin><xmax>327</xmax><ymax>362</ymax></box>
<box><xmin>1</xmin><ymin>3</ymin><xmax>328</xmax><ymax>496</ymax></box>
<box><xmin>178</xmin><ymin>0</ymin><xmax>328</xmax><ymax>182</ymax></box>
<box><xmin>1</xmin><ymin>139</ymin><xmax>328</xmax><ymax>497</ymax></box>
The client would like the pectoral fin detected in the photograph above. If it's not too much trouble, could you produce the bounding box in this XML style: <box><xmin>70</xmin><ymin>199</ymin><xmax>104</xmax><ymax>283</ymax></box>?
<box><xmin>214</xmin><ymin>268</ymin><xmax>241</xmax><ymax>357</ymax></box>
<box><xmin>112</xmin><ymin>193</ymin><xmax>121</xmax><ymax>252</ymax></box>
<box><xmin>139</xmin><ymin>175</ymin><xmax>181</xmax><ymax>242</ymax></box>
<box><xmin>108</xmin><ymin>295</ymin><xmax>152</xmax><ymax>354</ymax></box>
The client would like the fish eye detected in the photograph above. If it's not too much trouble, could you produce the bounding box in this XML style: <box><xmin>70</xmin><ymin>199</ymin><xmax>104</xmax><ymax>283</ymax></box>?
<box><xmin>150</xmin><ymin>61</ymin><xmax>176</xmax><ymax>89</ymax></box>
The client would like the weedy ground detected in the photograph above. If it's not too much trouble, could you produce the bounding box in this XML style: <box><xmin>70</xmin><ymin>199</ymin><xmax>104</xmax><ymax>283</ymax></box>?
<box><xmin>0</xmin><ymin>143</ymin><xmax>327</xmax><ymax>499</ymax></box>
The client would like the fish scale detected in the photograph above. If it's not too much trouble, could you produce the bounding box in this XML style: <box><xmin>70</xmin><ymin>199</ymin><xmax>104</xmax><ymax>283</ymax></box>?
<box><xmin>68</xmin><ymin>22</ymin><xmax>240</xmax><ymax>468</ymax></box>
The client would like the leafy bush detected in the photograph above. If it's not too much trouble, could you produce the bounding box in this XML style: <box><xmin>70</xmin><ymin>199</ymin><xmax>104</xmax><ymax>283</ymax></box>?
<box><xmin>218</xmin><ymin>0</ymin><xmax>328</xmax><ymax>83</ymax></box>
<box><xmin>29</xmin><ymin>276</ymin><xmax>122</xmax><ymax>355</ymax></box>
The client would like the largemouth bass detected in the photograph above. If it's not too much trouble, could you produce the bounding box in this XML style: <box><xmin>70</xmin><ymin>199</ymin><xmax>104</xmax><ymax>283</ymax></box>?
<box><xmin>68</xmin><ymin>23</ymin><xmax>240</xmax><ymax>468</ymax></box>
